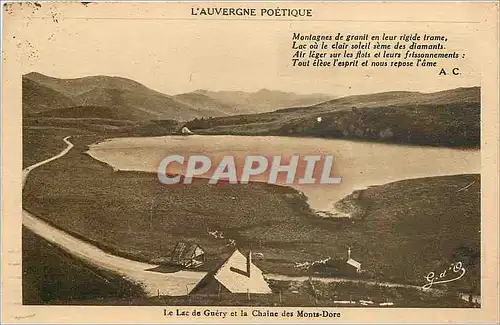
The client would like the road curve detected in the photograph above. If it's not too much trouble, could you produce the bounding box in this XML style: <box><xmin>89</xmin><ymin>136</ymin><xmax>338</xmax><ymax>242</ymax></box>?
<box><xmin>22</xmin><ymin>136</ymin><xmax>206</xmax><ymax>297</ymax></box>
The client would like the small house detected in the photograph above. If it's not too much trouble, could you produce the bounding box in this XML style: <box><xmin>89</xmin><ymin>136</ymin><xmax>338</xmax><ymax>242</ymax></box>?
<box><xmin>347</xmin><ymin>258</ymin><xmax>362</xmax><ymax>272</ymax></box>
<box><xmin>311</xmin><ymin>247</ymin><xmax>362</xmax><ymax>276</ymax></box>
<box><xmin>193</xmin><ymin>249</ymin><xmax>272</xmax><ymax>294</ymax></box>
<box><xmin>181</xmin><ymin>126</ymin><xmax>194</xmax><ymax>135</ymax></box>
<box><xmin>346</xmin><ymin>247</ymin><xmax>362</xmax><ymax>274</ymax></box>
<box><xmin>169</xmin><ymin>241</ymin><xmax>205</xmax><ymax>268</ymax></box>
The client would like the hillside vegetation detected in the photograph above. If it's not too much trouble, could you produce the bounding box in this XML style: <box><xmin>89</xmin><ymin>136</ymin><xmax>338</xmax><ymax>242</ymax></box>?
<box><xmin>23</xmin><ymin>73</ymin><xmax>220</xmax><ymax>120</ymax></box>
<box><xmin>186</xmin><ymin>87</ymin><xmax>480</xmax><ymax>148</ymax></box>
<box><xmin>23</xmin><ymin>72</ymin><xmax>334</xmax><ymax>120</ymax></box>
<box><xmin>23</xmin><ymin>72</ymin><xmax>480</xmax><ymax>148</ymax></box>
<box><xmin>178</xmin><ymin>88</ymin><xmax>335</xmax><ymax>114</ymax></box>
<box><xmin>22</xmin><ymin>227</ymin><xmax>144</xmax><ymax>304</ymax></box>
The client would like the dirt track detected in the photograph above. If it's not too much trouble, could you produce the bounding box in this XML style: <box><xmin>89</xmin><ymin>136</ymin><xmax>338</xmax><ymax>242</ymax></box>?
<box><xmin>22</xmin><ymin>136</ymin><xmax>206</xmax><ymax>297</ymax></box>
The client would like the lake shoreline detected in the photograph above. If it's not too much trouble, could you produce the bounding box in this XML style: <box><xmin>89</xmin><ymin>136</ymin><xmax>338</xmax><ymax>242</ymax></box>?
<box><xmin>86</xmin><ymin>134</ymin><xmax>480</xmax><ymax>213</ymax></box>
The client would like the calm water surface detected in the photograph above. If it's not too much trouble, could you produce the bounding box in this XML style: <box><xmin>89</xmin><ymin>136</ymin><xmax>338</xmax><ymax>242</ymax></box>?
<box><xmin>87</xmin><ymin>135</ymin><xmax>480</xmax><ymax>212</ymax></box>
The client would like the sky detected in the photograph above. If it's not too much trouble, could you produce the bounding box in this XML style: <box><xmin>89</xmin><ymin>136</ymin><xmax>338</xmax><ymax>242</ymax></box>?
<box><xmin>7</xmin><ymin>2</ymin><xmax>483</xmax><ymax>97</ymax></box>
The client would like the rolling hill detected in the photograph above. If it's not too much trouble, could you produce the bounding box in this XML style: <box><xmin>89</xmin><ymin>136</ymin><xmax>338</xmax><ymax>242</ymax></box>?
<box><xmin>22</xmin><ymin>72</ymin><xmax>480</xmax><ymax>147</ymax></box>
<box><xmin>22</xmin><ymin>73</ymin><xmax>225</xmax><ymax>121</ymax></box>
<box><xmin>172</xmin><ymin>92</ymin><xmax>232</xmax><ymax>116</ymax></box>
<box><xmin>186</xmin><ymin>87</ymin><xmax>481</xmax><ymax>148</ymax></box>
<box><xmin>22</xmin><ymin>78</ymin><xmax>76</xmax><ymax>115</ymax></box>
<box><xmin>33</xmin><ymin>105</ymin><xmax>140</xmax><ymax>121</ymax></box>
<box><xmin>310</xmin><ymin>87</ymin><xmax>480</xmax><ymax>111</ymax></box>
<box><xmin>184</xmin><ymin>88</ymin><xmax>335</xmax><ymax>114</ymax></box>
<box><xmin>23</xmin><ymin>73</ymin><xmax>335</xmax><ymax>121</ymax></box>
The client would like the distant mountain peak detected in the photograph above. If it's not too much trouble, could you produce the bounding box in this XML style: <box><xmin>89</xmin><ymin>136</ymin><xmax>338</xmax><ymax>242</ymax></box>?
<box><xmin>22</xmin><ymin>73</ymin><xmax>221</xmax><ymax>121</ymax></box>
<box><xmin>22</xmin><ymin>73</ymin><xmax>337</xmax><ymax>119</ymax></box>
<box><xmin>24</xmin><ymin>71</ymin><xmax>46</xmax><ymax>78</ymax></box>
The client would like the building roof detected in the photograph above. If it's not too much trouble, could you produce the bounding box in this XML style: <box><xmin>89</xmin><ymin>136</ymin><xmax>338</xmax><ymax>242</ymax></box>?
<box><xmin>347</xmin><ymin>258</ymin><xmax>361</xmax><ymax>269</ymax></box>
<box><xmin>212</xmin><ymin>249</ymin><xmax>272</xmax><ymax>294</ymax></box>
<box><xmin>181</xmin><ymin>126</ymin><xmax>194</xmax><ymax>134</ymax></box>
<box><xmin>171</xmin><ymin>241</ymin><xmax>204</xmax><ymax>262</ymax></box>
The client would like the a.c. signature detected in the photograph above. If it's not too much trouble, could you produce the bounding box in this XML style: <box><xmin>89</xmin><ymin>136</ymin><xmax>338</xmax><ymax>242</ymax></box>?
<box><xmin>422</xmin><ymin>261</ymin><xmax>466</xmax><ymax>290</ymax></box>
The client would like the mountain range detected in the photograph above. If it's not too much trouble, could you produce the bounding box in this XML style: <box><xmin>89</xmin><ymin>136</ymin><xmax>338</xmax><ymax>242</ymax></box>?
<box><xmin>186</xmin><ymin>86</ymin><xmax>481</xmax><ymax>147</ymax></box>
<box><xmin>177</xmin><ymin>89</ymin><xmax>334</xmax><ymax>115</ymax></box>
<box><xmin>23</xmin><ymin>72</ymin><xmax>334</xmax><ymax>120</ymax></box>
<box><xmin>22</xmin><ymin>72</ymin><xmax>480</xmax><ymax>147</ymax></box>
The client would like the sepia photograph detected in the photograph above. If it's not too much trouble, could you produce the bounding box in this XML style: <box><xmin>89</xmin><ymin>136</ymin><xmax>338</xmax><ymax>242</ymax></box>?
<box><xmin>21</xmin><ymin>74</ymin><xmax>481</xmax><ymax>308</ymax></box>
<box><xmin>2</xmin><ymin>1</ymin><xmax>498</xmax><ymax>324</ymax></box>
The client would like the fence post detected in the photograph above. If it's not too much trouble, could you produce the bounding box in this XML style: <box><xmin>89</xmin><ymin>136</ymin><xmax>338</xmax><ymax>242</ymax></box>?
<box><xmin>308</xmin><ymin>275</ymin><xmax>318</xmax><ymax>305</ymax></box>
<box><xmin>279</xmin><ymin>290</ymin><xmax>282</xmax><ymax>304</ymax></box>
<box><xmin>157</xmin><ymin>289</ymin><xmax>160</xmax><ymax>298</ymax></box>
<box><xmin>247</xmin><ymin>288</ymin><xmax>250</xmax><ymax>301</ymax></box>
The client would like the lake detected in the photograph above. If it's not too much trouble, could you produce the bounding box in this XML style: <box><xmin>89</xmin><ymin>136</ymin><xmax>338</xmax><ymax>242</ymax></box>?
<box><xmin>87</xmin><ymin>135</ymin><xmax>480</xmax><ymax>212</ymax></box>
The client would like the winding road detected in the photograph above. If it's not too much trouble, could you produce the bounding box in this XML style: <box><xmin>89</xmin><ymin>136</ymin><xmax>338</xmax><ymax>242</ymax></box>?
<box><xmin>22</xmin><ymin>137</ymin><xmax>206</xmax><ymax>297</ymax></box>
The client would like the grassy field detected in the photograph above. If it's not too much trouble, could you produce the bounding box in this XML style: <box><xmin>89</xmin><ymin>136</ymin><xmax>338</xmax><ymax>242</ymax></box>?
<box><xmin>22</xmin><ymin>124</ymin><xmax>165</xmax><ymax>304</ymax></box>
<box><xmin>159</xmin><ymin>279</ymin><xmax>472</xmax><ymax>308</ymax></box>
<box><xmin>22</xmin><ymin>130</ymin><xmax>480</xmax><ymax>296</ymax></box>
<box><xmin>23</xmin><ymin>125</ymin><xmax>80</xmax><ymax>168</ymax></box>
<box><xmin>22</xmin><ymin>118</ymin><xmax>181</xmax><ymax>167</ymax></box>
<box><xmin>45</xmin><ymin>279</ymin><xmax>472</xmax><ymax>307</ymax></box>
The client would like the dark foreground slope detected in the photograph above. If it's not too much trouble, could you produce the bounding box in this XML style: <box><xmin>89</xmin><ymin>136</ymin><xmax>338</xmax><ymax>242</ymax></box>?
<box><xmin>186</xmin><ymin>87</ymin><xmax>480</xmax><ymax>148</ymax></box>
<box><xmin>22</xmin><ymin>228</ymin><xmax>144</xmax><ymax>305</ymax></box>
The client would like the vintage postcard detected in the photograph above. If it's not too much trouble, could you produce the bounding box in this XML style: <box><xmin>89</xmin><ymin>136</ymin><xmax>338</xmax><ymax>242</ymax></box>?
<box><xmin>1</xmin><ymin>1</ymin><xmax>499</xmax><ymax>323</ymax></box>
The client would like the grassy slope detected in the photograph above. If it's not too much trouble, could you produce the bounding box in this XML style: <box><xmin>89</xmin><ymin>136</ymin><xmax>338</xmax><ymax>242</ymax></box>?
<box><xmin>22</xmin><ymin>126</ymin><xmax>164</xmax><ymax>304</ymax></box>
<box><xmin>22</xmin><ymin>73</ymin><xmax>216</xmax><ymax>121</ymax></box>
<box><xmin>158</xmin><ymin>280</ymin><xmax>471</xmax><ymax>307</ymax></box>
<box><xmin>23</xmin><ymin>127</ymin><xmax>73</xmax><ymax>168</ymax></box>
<box><xmin>186</xmin><ymin>87</ymin><xmax>480</xmax><ymax>148</ymax></box>
<box><xmin>22</xmin><ymin>223</ymin><xmax>144</xmax><ymax>304</ymax></box>
<box><xmin>335</xmin><ymin>175</ymin><xmax>480</xmax><ymax>293</ymax></box>
<box><xmin>179</xmin><ymin>89</ymin><xmax>335</xmax><ymax>115</ymax></box>
<box><xmin>22</xmin><ymin>78</ymin><xmax>75</xmax><ymax>115</ymax></box>
<box><xmin>173</xmin><ymin>92</ymin><xmax>233</xmax><ymax>116</ymax></box>
<box><xmin>22</xmin><ymin>117</ymin><xmax>183</xmax><ymax>168</ymax></box>
<box><xmin>22</xmin><ymin>133</ymin><xmax>480</xmax><ymax>295</ymax></box>
<box><xmin>33</xmin><ymin>105</ymin><xmax>144</xmax><ymax>121</ymax></box>
<box><xmin>44</xmin><ymin>280</ymin><xmax>470</xmax><ymax>307</ymax></box>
